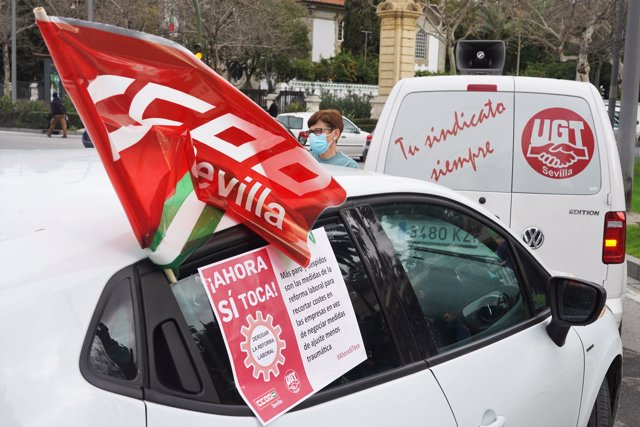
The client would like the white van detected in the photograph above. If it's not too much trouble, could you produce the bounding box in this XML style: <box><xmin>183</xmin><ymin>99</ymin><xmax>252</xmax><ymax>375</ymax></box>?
<box><xmin>365</xmin><ymin>76</ymin><xmax>626</xmax><ymax>324</ymax></box>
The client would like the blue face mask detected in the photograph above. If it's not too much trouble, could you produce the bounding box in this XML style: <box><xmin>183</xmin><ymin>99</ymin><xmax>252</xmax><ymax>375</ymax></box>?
<box><xmin>309</xmin><ymin>133</ymin><xmax>330</xmax><ymax>155</ymax></box>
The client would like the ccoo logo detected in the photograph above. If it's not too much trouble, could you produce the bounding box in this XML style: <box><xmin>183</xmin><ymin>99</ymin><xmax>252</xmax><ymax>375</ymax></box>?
<box><xmin>521</xmin><ymin>108</ymin><xmax>595</xmax><ymax>180</ymax></box>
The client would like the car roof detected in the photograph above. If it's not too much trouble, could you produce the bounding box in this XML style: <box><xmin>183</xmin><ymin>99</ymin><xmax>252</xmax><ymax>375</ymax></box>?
<box><xmin>0</xmin><ymin>148</ymin><xmax>499</xmax><ymax>294</ymax></box>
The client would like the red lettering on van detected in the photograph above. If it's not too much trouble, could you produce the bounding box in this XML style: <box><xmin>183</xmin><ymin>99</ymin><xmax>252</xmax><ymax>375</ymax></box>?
<box><xmin>430</xmin><ymin>141</ymin><xmax>495</xmax><ymax>182</ymax></box>
<box><xmin>424</xmin><ymin>99</ymin><xmax>506</xmax><ymax>149</ymax></box>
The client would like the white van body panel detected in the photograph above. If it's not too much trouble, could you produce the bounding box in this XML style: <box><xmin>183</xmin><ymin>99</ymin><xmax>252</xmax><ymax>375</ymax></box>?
<box><xmin>365</xmin><ymin>76</ymin><xmax>626</xmax><ymax>323</ymax></box>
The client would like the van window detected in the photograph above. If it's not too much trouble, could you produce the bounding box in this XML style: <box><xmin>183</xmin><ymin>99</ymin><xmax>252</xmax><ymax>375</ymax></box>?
<box><xmin>385</xmin><ymin>91</ymin><xmax>514</xmax><ymax>192</ymax></box>
<box><xmin>513</xmin><ymin>93</ymin><xmax>601</xmax><ymax>195</ymax></box>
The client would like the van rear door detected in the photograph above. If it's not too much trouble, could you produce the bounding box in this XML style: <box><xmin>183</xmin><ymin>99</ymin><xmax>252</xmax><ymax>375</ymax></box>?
<box><xmin>379</xmin><ymin>77</ymin><xmax>515</xmax><ymax>223</ymax></box>
<box><xmin>511</xmin><ymin>82</ymin><xmax>608</xmax><ymax>283</ymax></box>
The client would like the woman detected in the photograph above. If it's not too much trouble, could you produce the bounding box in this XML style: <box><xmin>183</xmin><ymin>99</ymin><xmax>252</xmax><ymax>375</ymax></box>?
<box><xmin>306</xmin><ymin>109</ymin><xmax>358</xmax><ymax>168</ymax></box>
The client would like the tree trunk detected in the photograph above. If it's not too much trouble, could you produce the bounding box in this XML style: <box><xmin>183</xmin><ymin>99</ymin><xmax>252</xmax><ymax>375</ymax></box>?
<box><xmin>575</xmin><ymin>19</ymin><xmax>595</xmax><ymax>82</ymax></box>
<box><xmin>2</xmin><ymin>41</ymin><xmax>9</xmax><ymax>97</ymax></box>
<box><xmin>447</xmin><ymin>42</ymin><xmax>456</xmax><ymax>75</ymax></box>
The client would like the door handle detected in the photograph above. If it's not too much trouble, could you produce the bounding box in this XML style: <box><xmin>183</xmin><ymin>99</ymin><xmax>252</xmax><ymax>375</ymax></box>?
<box><xmin>480</xmin><ymin>415</ymin><xmax>506</xmax><ymax>427</ymax></box>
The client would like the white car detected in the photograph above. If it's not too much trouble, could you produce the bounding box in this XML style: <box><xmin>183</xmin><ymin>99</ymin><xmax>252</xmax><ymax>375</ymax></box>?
<box><xmin>0</xmin><ymin>149</ymin><xmax>622</xmax><ymax>427</ymax></box>
<box><xmin>276</xmin><ymin>112</ymin><xmax>371</xmax><ymax>160</ymax></box>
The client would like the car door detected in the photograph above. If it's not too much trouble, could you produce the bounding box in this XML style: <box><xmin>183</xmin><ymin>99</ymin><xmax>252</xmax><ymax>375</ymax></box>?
<box><xmin>364</xmin><ymin>197</ymin><xmax>585</xmax><ymax>427</ymax></box>
<box><xmin>339</xmin><ymin>118</ymin><xmax>365</xmax><ymax>159</ymax></box>
<box><xmin>79</xmin><ymin>219</ymin><xmax>456</xmax><ymax>426</ymax></box>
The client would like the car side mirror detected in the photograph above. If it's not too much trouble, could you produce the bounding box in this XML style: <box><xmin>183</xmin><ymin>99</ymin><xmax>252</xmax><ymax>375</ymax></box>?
<box><xmin>546</xmin><ymin>277</ymin><xmax>606</xmax><ymax>347</ymax></box>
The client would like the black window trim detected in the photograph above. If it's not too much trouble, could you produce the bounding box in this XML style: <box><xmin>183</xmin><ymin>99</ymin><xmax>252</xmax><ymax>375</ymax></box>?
<box><xmin>79</xmin><ymin>262</ymin><xmax>145</xmax><ymax>400</ymax></box>
<box><xmin>345</xmin><ymin>193</ymin><xmax>554</xmax><ymax>364</ymax></box>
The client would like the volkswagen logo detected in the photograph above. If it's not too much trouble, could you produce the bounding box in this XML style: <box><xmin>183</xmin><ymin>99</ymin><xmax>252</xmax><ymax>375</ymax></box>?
<box><xmin>522</xmin><ymin>227</ymin><xmax>544</xmax><ymax>249</ymax></box>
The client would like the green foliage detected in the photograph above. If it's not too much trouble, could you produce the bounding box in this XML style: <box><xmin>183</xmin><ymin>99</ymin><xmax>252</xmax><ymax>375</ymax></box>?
<box><xmin>521</xmin><ymin>61</ymin><xmax>576</xmax><ymax>80</ymax></box>
<box><xmin>290</xmin><ymin>59</ymin><xmax>316</xmax><ymax>82</ymax></box>
<box><xmin>627</xmin><ymin>224</ymin><xmax>639</xmax><ymax>258</ymax></box>
<box><xmin>63</xmin><ymin>96</ymin><xmax>78</xmax><ymax>114</ymax></box>
<box><xmin>319</xmin><ymin>92</ymin><xmax>372</xmax><ymax>119</ymax></box>
<box><xmin>355</xmin><ymin>56</ymin><xmax>378</xmax><ymax>84</ymax></box>
<box><xmin>351</xmin><ymin>118</ymin><xmax>377</xmax><ymax>132</ymax></box>
<box><xmin>14</xmin><ymin>99</ymin><xmax>47</xmax><ymax>113</ymax></box>
<box><xmin>283</xmin><ymin>102</ymin><xmax>306</xmax><ymax>113</ymax></box>
<box><xmin>633</xmin><ymin>158</ymin><xmax>640</xmax><ymax>213</ymax></box>
<box><xmin>342</xmin><ymin>0</ymin><xmax>380</xmax><ymax>57</ymax></box>
<box><xmin>0</xmin><ymin>96</ymin><xmax>13</xmax><ymax>113</ymax></box>
<box><xmin>289</xmin><ymin>53</ymin><xmax>378</xmax><ymax>85</ymax></box>
<box><xmin>414</xmin><ymin>70</ymin><xmax>450</xmax><ymax>77</ymax></box>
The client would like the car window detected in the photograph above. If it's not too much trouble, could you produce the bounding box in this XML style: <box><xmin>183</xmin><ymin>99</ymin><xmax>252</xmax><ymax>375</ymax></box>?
<box><xmin>88</xmin><ymin>278</ymin><xmax>138</xmax><ymax>381</ymax></box>
<box><xmin>343</xmin><ymin>118</ymin><xmax>357</xmax><ymax>133</ymax></box>
<box><xmin>289</xmin><ymin>116</ymin><xmax>304</xmax><ymax>130</ymax></box>
<box><xmin>276</xmin><ymin>116</ymin><xmax>289</xmax><ymax>127</ymax></box>
<box><xmin>170</xmin><ymin>222</ymin><xmax>401</xmax><ymax>405</ymax></box>
<box><xmin>371</xmin><ymin>203</ymin><xmax>532</xmax><ymax>353</ymax></box>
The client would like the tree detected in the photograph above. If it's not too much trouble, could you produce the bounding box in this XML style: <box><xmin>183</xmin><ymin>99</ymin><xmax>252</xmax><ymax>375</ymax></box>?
<box><xmin>521</xmin><ymin>0</ymin><xmax>616</xmax><ymax>81</ymax></box>
<box><xmin>342</xmin><ymin>0</ymin><xmax>380</xmax><ymax>58</ymax></box>
<box><xmin>188</xmin><ymin>0</ymin><xmax>309</xmax><ymax>87</ymax></box>
<box><xmin>420</xmin><ymin>0</ymin><xmax>477</xmax><ymax>74</ymax></box>
<box><xmin>0</xmin><ymin>0</ymin><xmax>39</xmax><ymax>96</ymax></box>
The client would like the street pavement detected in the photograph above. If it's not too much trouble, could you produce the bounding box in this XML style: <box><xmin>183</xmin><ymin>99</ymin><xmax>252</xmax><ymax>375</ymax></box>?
<box><xmin>1</xmin><ymin>129</ymin><xmax>640</xmax><ymax>425</ymax></box>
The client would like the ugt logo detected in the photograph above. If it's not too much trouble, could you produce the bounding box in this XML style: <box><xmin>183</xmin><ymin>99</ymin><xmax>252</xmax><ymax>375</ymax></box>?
<box><xmin>521</xmin><ymin>107</ymin><xmax>595</xmax><ymax>179</ymax></box>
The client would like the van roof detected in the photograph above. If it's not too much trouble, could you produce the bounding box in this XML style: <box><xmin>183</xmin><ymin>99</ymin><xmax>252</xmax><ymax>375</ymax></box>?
<box><xmin>397</xmin><ymin>75</ymin><xmax>599</xmax><ymax>99</ymax></box>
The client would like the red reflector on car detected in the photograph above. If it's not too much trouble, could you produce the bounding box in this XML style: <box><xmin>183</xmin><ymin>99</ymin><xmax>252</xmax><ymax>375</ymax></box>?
<box><xmin>366</xmin><ymin>134</ymin><xmax>372</xmax><ymax>142</ymax></box>
<box><xmin>603</xmin><ymin>211</ymin><xmax>626</xmax><ymax>264</ymax></box>
<box><xmin>467</xmin><ymin>84</ymin><xmax>498</xmax><ymax>92</ymax></box>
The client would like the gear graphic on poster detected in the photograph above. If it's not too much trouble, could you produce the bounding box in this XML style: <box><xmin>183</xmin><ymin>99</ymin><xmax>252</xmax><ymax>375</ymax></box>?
<box><xmin>240</xmin><ymin>311</ymin><xmax>286</xmax><ymax>382</ymax></box>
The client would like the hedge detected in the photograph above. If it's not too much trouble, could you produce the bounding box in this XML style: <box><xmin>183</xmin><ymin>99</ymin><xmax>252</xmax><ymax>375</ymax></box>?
<box><xmin>0</xmin><ymin>111</ymin><xmax>83</xmax><ymax>130</ymax></box>
<box><xmin>352</xmin><ymin>118</ymin><xmax>377</xmax><ymax>132</ymax></box>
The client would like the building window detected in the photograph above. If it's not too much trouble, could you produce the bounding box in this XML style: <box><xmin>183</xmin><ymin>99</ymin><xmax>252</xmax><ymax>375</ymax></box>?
<box><xmin>415</xmin><ymin>29</ymin><xmax>426</xmax><ymax>60</ymax></box>
<box><xmin>338</xmin><ymin>20</ymin><xmax>344</xmax><ymax>42</ymax></box>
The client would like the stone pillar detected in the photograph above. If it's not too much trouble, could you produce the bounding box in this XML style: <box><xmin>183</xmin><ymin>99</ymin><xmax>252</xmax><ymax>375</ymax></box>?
<box><xmin>370</xmin><ymin>0</ymin><xmax>423</xmax><ymax>119</ymax></box>
<box><xmin>305</xmin><ymin>94</ymin><xmax>321</xmax><ymax>113</ymax></box>
<box><xmin>30</xmin><ymin>82</ymin><xmax>39</xmax><ymax>101</ymax></box>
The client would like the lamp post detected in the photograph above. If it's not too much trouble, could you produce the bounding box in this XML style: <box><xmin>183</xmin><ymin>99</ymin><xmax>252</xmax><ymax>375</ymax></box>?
<box><xmin>361</xmin><ymin>30</ymin><xmax>371</xmax><ymax>64</ymax></box>
<box><xmin>11</xmin><ymin>0</ymin><xmax>16</xmax><ymax>101</ymax></box>
<box><xmin>88</xmin><ymin>0</ymin><xmax>94</xmax><ymax>21</ymax></box>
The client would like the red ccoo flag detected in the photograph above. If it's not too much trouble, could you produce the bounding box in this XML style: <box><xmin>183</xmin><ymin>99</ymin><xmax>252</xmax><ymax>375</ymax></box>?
<box><xmin>34</xmin><ymin>8</ymin><xmax>346</xmax><ymax>269</ymax></box>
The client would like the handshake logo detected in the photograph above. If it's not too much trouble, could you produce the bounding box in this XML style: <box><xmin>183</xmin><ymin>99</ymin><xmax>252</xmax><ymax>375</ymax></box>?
<box><xmin>522</xmin><ymin>108</ymin><xmax>594</xmax><ymax>179</ymax></box>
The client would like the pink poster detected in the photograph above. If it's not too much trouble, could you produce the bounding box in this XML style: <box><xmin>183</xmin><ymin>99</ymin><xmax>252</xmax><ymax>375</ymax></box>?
<box><xmin>198</xmin><ymin>227</ymin><xmax>366</xmax><ymax>424</ymax></box>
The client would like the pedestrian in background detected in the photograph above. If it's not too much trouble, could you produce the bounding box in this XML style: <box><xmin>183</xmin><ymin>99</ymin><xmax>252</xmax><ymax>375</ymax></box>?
<box><xmin>306</xmin><ymin>109</ymin><xmax>358</xmax><ymax>168</ymax></box>
<box><xmin>47</xmin><ymin>92</ymin><xmax>67</xmax><ymax>138</ymax></box>
<box><xmin>268</xmin><ymin>102</ymin><xmax>279</xmax><ymax>118</ymax></box>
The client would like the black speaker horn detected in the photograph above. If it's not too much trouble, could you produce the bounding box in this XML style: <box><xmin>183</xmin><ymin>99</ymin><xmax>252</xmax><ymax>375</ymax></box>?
<box><xmin>456</xmin><ymin>40</ymin><xmax>505</xmax><ymax>75</ymax></box>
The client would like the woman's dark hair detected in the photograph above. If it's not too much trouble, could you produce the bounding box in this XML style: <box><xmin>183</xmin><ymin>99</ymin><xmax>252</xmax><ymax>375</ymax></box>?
<box><xmin>307</xmin><ymin>109</ymin><xmax>344</xmax><ymax>133</ymax></box>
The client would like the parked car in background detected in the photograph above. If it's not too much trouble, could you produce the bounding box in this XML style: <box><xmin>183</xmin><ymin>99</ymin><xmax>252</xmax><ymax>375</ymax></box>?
<box><xmin>277</xmin><ymin>112</ymin><xmax>371</xmax><ymax>160</ymax></box>
<box><xmin>0</xmin><ymin>148</ymin><xmax>622</xmax><ymax>427</ymax></box>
